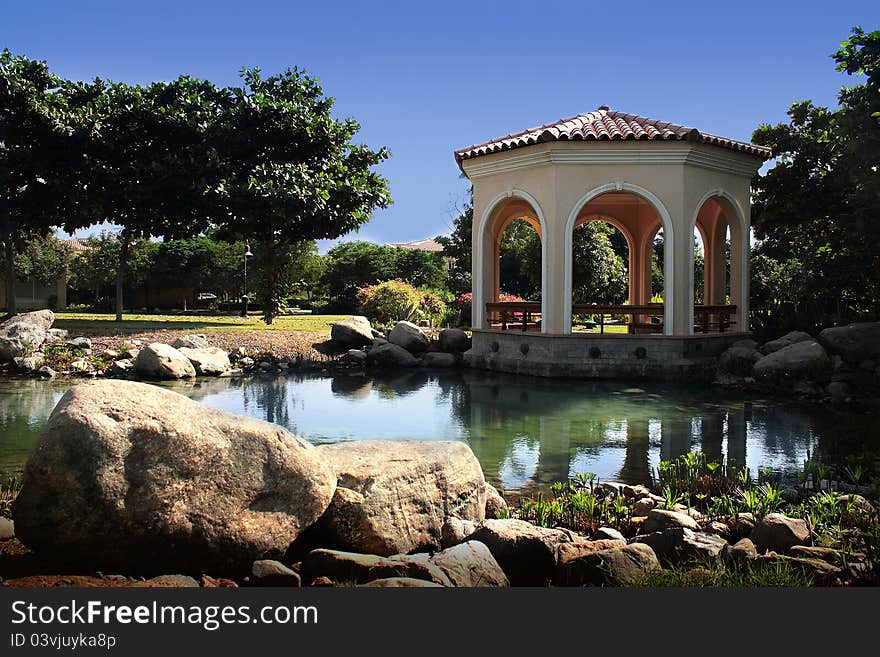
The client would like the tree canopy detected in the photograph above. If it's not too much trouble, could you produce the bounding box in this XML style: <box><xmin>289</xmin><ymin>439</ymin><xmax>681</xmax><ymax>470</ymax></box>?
<box><xmin>751</xmin><ymin>27</ymin><xmax>880</xmax><ymax>331</ymax></box>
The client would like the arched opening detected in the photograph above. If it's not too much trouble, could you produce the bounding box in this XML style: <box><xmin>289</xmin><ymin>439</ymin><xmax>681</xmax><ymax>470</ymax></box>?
<box><xmin>570</xmin><ymin>216</ymin><xmax>630</xmax><ymax>332</ymax></box>
<box><xmin>476</xmin><ymin>192</ymin><xmax>546</xmax><ymax>331</ymax></box>
<box><xmin>693</xmin><ymin>194</ymin><xmax>744</xmax><ymax>332</ymax></box>
<box><xmin>566</xmin><ymin>189</ymin><xmax>669</xmax><ymax>334</ymax></box>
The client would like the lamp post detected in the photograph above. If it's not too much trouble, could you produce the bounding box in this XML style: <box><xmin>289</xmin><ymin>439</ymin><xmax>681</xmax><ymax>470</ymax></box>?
<box><xmin>240</xmin><ymin>243</ymin><xmax>253</xmax><ymax>317</ymax></box>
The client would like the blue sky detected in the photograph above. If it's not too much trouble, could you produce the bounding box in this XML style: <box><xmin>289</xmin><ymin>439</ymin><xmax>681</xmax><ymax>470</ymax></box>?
<box><xmin>4</xmin><ymin>1</ymin><xmax>878</xmax><ymax>250</ymax></box>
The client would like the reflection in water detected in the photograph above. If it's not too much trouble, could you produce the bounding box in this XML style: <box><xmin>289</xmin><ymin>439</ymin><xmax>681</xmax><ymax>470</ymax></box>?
<box><xmin>1</xmin><ymin>371</ymin><xmax>877</xmax><ymax>494</ymax></box>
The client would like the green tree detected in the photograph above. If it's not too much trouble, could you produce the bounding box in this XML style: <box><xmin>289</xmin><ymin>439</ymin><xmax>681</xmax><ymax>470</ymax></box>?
<box><xmin>751</xmin><ymin>27</ymin><xmax>880</xmax><ymax>329</ymax></box>
<box><xmin>68</xmin><ymin>233</ymin><xmax>156</xmax><ymax>306</ymax></box>
<box><xmin>570</xmin><ymin>222</ymin><xmax>628</xmax><ymax>305</ymax></box>
<box><xmin>83</xmin><ymin>76</ymin><xmax>226</xmax><ymax>321</ymax></box>
<box><xmin>11</xmin><ymin>233</ymin><xmax>71</xmax><ymax>287</ymax></box>
<box><xmin>212</xmin><ymin>67</ymin><xmax>390</xmax><ymax>323</ymax></box>
<box><xmin>435</xmin><ymin>195</ymin><xmax>473</xmax><ymax>295</ymax></box>
<box><xmin>388</xmin><ymin>247</ymin><xmax>447</xmax><ymax>289</ymax></box>
<box><xmin>321</xmin><ymin>241</ymin><xmax>396</xmax><ymax>308</ymax></box>
<box><xmin>0</xmin><ymin>51</ymin><xmax>94</xmax><ymax>313</ymax></box>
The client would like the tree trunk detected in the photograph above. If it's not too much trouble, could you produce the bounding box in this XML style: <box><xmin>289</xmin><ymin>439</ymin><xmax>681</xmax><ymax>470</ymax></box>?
<box><xmin>3</xmin><ymin>233</ymin><xmax>15</xmax><ymax>315</ymax></box>
<box><xmin>115</xmin><ymin>232</ymin><xmax>130</xmax><ymax>322</ymax></box>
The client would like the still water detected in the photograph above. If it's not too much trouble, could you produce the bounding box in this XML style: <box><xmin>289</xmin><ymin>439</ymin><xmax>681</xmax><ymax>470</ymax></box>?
<box><xmin>1</xmin><ymin>371</ymin><xmax>877</xmax><ymax>494</ymax></box>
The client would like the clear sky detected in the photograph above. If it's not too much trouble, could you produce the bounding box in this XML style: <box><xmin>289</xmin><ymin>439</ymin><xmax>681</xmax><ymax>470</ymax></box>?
<box><xmin>4</xmin><ymin>1</ymin><xmax>878</xmax><ymax>250</ymax></box>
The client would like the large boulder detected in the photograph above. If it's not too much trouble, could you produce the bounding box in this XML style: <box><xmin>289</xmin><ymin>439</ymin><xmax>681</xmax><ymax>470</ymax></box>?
<box><xmin>753</xmin><ymin>340</ymin><xmax>831</xmax><ymax>382</ymax></box>
<box><xmin>818</xmin><ymin>322</ymin><xmax>880</xmax><ymax>364</ymax></box>
<box><xmin>469</xmin><ymin>519</ymin><xmax>576</xmax><ymax>586</ymax></box>
<box><xmin>388</xmin><ymin>321</ymin><xmax>429</xmax><ymax>353</ymax></box>
<box><xmin>420</xmin><ymin>352</ymin><xmax>456</xmax><ymax>368</ymax></box>
<box><xmin>642</xmin><ymin>509</ymin><xmax>699</xmax><ymax>533</ymax></box>
<box><xmin>635</xmin><ymin>527</ymin><xmax>727</xmax><ymax>564</ymax></box>
<box><xmin>331</xmin><ymin>316</ymin><xmax>374</xmax><ymax>347</ymax></box>
<box><xmin>429</xmin><ymin>540</ymin><xmax>509</xmax><ymax>587</ymax></box>
<box><xmin>438</xmin><ymin>328</ymin><xmax>470</xmax><ymax>354</ymax></box>
<box><xmin>0</xmin><ymin>310</ymin><xmax>55</xmax><ymax>362</ymax></box>
<box><xmin>172</xmin><ymin>334</ymin><xmax>210</xmax><ymax>350</ymax></box>
<box><xmin>13</xmin><ymin>380</ymin><xmax>336</xmax><ymax>573</ymax></box>
<box><xmin>365</xmin><ymin>342</ymin><xmax>419</xmax><ymax>368</ymax></box>
<box><xmin>299</xmin><ymin>549</ymin><xmax>453</xmax><ymax>586</ymax></box>
<box><xmin>133</xmin><ymin>343</ymin><xmax>196</xmax><ymax>380</ymax></box>
<box><xmin>718</xmin><ymin>343</ymin><xmax>763</xmax><ymax>377</ymax></box>
<box><xmin>554</xmin><ymin>543</ymin><xmax>660</xmax><ymax>586</ymax></box>
<box><xmin>313</xmin><ymin>440</ymin><xmax>485</xmax><ymax>556</ymax></box>
<box><xmin>178</xmin><ymin>347</ymin><xmax>231</xmax><ymax>376</ymax></box>
<box><xmin>750</xmin><ymin>513</ymin><xmax>811</xmax><ymax>553</ymax></box>
<box><xmin>760</xmin><ymin>330</ymin><xmax>813</xmax><ymax>355</ymax></box>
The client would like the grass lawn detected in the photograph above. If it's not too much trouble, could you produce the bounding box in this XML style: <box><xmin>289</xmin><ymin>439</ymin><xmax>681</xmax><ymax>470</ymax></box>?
<box><xmin>53</xmin><ymin>312</ymin><xmax>350</xmax><ymax>336</ymax></box>
<box><xmin>570</xmin><ymin>323</ymin><xmax>630</xmax><ymax>334</ymax></box>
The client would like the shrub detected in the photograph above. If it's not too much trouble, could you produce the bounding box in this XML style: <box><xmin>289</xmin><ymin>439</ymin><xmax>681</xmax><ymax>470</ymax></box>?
<box><xmin>357</xmin><ymin>280</ymin><xmax>422</xmax><ymax>325</ymax></box>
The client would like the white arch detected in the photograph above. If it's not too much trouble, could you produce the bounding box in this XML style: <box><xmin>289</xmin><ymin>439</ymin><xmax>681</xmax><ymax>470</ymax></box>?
<box><xmin>563</xmin><ymin>182</ymin><xmax>676</xmax><ymax>335</ymax></box>
<box><xmin>688</xmin><ymin>188</ymin><xmax>748</xmax><ymax>333</ymax></box>
<box><xmin>473</xmin><ymin>188</ymin><xmax>548</xmax><ymax>331</ymax></box>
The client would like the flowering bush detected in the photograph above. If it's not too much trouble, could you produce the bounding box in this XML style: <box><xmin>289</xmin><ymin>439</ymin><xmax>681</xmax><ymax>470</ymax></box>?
<box><xmin>420</xmin><ymin>291</ymin><xmax>447</xmax><ymax>322</ymax></box>
<box><xmin>356</xmin><ymin>280</ymin><xmax>422</xmax><ymax>325</ymax></box>
<box><xmin>456</xmin><ymin>292</ymin><xmax>527</xmax><ymax>324</ymax></box>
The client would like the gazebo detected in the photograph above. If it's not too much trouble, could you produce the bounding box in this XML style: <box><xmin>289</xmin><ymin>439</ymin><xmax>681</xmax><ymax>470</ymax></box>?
<box><xmin>454</xmin><ymin>107</ymin><xmax>772</xmax><ymax>380</ymax></box>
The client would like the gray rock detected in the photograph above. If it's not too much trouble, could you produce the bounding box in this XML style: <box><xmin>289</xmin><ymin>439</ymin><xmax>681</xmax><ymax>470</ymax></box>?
<box><xmin>360</xmin><ymin>577</ymin><xmax>444</xmax><ymax>587</ymax></box>
<box><xmin>37</xmin><ymin>366</ymin><xmax>56</xmax><ymax>379</ymax></box>
<box><xmin>819</xmin><ymin>322</ymin><xmax>880</xmax><ymax>363</ymax></box>
<box><xmin>65</xmin><ymin>337</ymin><xmax>92</xmax><ymax>350</ymax></box>
<box><xmin>750</xmin><ymin>513</ymin><xmax>811</xmax><ymax>553</ymax></box>
<box><xmin>761</xmin><ymin>330</ymin><xmax>813</xmax><ymax>355</ymax></box>
<box><xmin>753</xmin><ymin>341</ymin><xmax>831</xmax><ymax>382</ymax></box>
<box><xmin>633</xmin><ymin>497</ymin><xmax>655</xmax><ymax>517</ymax></box>
<box><xmin>429</xmin><ymin>540</ymin><xmax>509</xmax><ymax>587</ymax></box>
<box><xmin>0</xmin><ymin>517</ymin><xmax>14</xmax><ymax>540</ymax></box>
<box><xmin>732</xmin><ymin>512</ymin><xmax>756</xmax><ymax>538</ymax></box>
<box><xmin>146</xmin><ymin>575</ymin><xmax>200</xmax><ymax>587</ymax></box>
<box><xmin>388</xmin><ymin>321</ymin><xmax>429</xmax><ymax>353</ymax></box>
<box><xmin>171</xmin><ymin>334</ymin><xmax>209</xmax><ymax>350</ymax></box>
<box><xmin>554</xmin><ymin>543</ymin><xmax>660</xmax><ymax>586</ymax></box>
<box><xmin>314</xmin><ymin>440</ymin><xmax>485</xmax><ymax>556</ymax></box>
<box><xmin>0</xmin><ymin>310</ymin><xmax>54</xmax><ymax>361</ymax></box>
<box><xmin>133</xmin><ymin>343</ymin><xmax>196</xmax><ymax>380</ymax></box>
<box><xmin>14</xmin><ymin>380</ymin><xmax>336</xmax><ymax>573</ymax></box>
<box><xmin>300</xmin><ymin>549</ymin><xmax>453</xmax><ymax>586</ymax></box>
<box><xmin>331</xmin><ymin>316</ymin><xmax>374</xmax><ymax>347</ymax></box>
<box><xmin>420</xmin><ymin>352</ymin><xmax>456</xmax><ymax>368</ymax></box>
<box><xmin>441</xmin><ymin>516</ymin><xmax>478</xmax><ymax>548</ymax></box>
<box><xmin>342</xmin><ymin>349</ymin><xmax>368</xmax><ymax>364</ymax></box>
<box><xmin>722</xmin><ymin>538</ymin><xmax>758</xmax><ymax>564</ymax></box>
<box><xmin>718</xmin><ymin>344</ymin><xmax>763</xmax><ymax>377</ymax></box>
<box><xmin>759</xmin><ymin>553</ymin><xmax>842</xmax><ymax>585</ymax></box>
<box><xmin>251</xmin><ymin>560</ymin><xmax>301</xmax><ymax>587</ymax></box>
<box><xmin>46</xmin><ymin>328</ymin><xmax>68</xmax><ymax>343</ymax></box>
<box><xmin>13</xmin><ymin>355</ymin><xmax>44</xmax><ymax>372</ymax></box>
<box><xmin>599</xmin><ymin>481</ymin><xmax>652</xmax><ymax>500</ymax></box>
<box><xmin>438</xmin><ymin>328</ymin><xmax>470</xmax><ymax>353</ymax></box>
<box><xmin>635</xmin><ymin>527</ymin><xmax>727</xmax><ymax>564</ymax></box>
<box><xmin>469</xmin><ymin>519</ymin><xmax>576</xmax><ymax>586</ymax></box>
<box><xmin>484</xmin><ymin>483</ymin><xmax>508</xmax><ymax>519</ymax></box>
<box><xmin>594</xmin><ymin>527</ymin><xmax>626</xmax><ymax>542</ymax></box>
<box><xmin>365</xmin><ymin>342</ymin><xmax>419</xmax><ymax>368</ymax></box>
<box><xmin>108</xmin><ymin>359</ymin><xmax>133</xmax><ymax>376</ymax></box>
<box><xmin>642</xmin><ymin>509</ymin><xmax>699</xmax><ymax>533</ymax></box>
<box><xmin>178</xmin><ymin>347</ymin><xmax>231</xmax><ymax>376</ymax></box>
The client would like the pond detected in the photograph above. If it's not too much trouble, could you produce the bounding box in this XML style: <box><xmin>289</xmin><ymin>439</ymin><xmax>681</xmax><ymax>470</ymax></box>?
<box><xmin>1</xmin><ymin>371</ymin><xmax>877</xmax><ymax>495</ymax></box>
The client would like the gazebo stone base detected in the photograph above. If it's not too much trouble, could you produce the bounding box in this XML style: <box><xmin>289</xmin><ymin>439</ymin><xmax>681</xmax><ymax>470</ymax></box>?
<box><xmin>464</xmin><ymin>330</ymin><xmax>747</xmax><ymax>382</ymax></box>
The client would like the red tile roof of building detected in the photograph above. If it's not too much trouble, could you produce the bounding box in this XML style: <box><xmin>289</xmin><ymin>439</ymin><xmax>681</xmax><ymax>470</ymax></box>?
<box><xmin>454</xmin><ymin>107</ymin><xmax>772</xmax><ymax>166</ymax></box>
<box><xmin>62</xmin><ymin>238</ymin><xmax>91</xmax><ymax>253</ymax></box>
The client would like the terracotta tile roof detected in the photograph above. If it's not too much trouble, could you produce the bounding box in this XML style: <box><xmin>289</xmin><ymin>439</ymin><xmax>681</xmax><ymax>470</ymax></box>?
<box><xmin>61</xmin><ymin>238</ymin><xmax>91</xmax><ymax>253</ymax></box>
<box><xmin>390</xmin><ymin>238</ymin><xmax>445</xmax><ymax>252</ymax></box>
<box><xmin>454</xmin><ymin>107</ymin><xmax>772</xmax><ymax>165</ymax></box>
